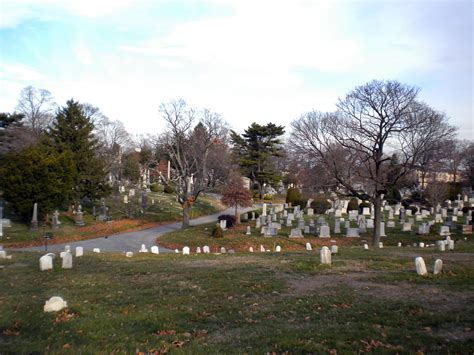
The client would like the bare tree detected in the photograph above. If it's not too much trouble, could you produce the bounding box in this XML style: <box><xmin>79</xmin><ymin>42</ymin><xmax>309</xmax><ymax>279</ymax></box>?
<box><xmin>424</xmin><ymin>181</ymin><xmax>449</xmax><ymax>207</ymax></box>
<box><xmin>16</xmin><ymin>86</ymin><xmax>57</xmax><ymax>135</ymax></box>
<box><xmin>440</xmin><ymin>139</ymin><xmax>471</xmax><ymax>183</ymax></box>
<box><xmin>159</xmin><ymin>99</ymin><xmax>229</xmax><ymax>227</ymax></box>
<box><xmin>291</xmin><ymin>80</ymin><xmax>456</xmax><ymax>247</ymax></box>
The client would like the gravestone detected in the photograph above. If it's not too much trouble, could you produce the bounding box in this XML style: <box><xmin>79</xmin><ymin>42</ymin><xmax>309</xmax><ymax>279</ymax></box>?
<box><xmin>39</xmin><ymin>254</ymin><xmax>53</xmax><ymax>271</ymax></box>
<box><xmin>31</xmin><ymin>203</ymin><xmax>38</xmax><ymax>231</ymax></box>
<box><xmin>196</xmin><ymin>247</ymin><xmax>201</xmax><ymax>254</ymax></box>
<box><xmin>402</xmin><ymin>222</ymin><xmax>412</xmax><ymax>232</ymax></box>
<box><xmin>44</xmin><ymin>297</ymin><xmax>67</xmax><ymax>312</ymax></box>
<box><xmin>433</xmin><ymin>259</ymin><xmax>443</xmax><ymax>275</ymax></box>
<box><xmin>319</xmin><ymin>225</ymin><xmax>330</xmax><ymax>238</ymax></box>
<box><xmin>415</xmin><ymin>257</ymin><xmax>428</xmax><ymax>276</ymax></box>
<box><xmin>387</xmin><ymin>220</ymin><xmax>395</xmax><ymax>228</ymax></box>
<box><xmin>246</xmin><ymin>226</ymin><xmax>251</xmax><ymax>235</ymax></box>
<box><xmin>220</xmin><ymin>219</ymin><xmax>227</xmax><ymax>230</ymax></box>
<box><xmin>52</xmin><ymin>210</ymin><xmax>60</xmax><ymax>230</ymax></box>
<box><xmin>0</xmin><ymin>250</ymin><xmax>6</xmax><ymax>259</ymax></box>
<box><xmin>275</xmin><ymin>245</ymin><xmax>281</xmax><ymax>252</ymax></box>
<box><xmin>307</xmin><ymin>208</ymin><xmax>314</xmax><ymax>216</ymax></box>
<box><xmin>256</xmin><ymin>219</ymin><xmax>261</xmax><ymax>228</ymax></box>
<box><xmin>249</xmin><ymin>247</ymin><xmax>254</xmax><ymax>252</ymax></box>
<box><xmin>304</xmin><ymin>226</ymin><xmax>310</xmax><ymax>234</ymax></box>
<box><xmin>334</xmin><ymin>220</ymin><xmax>341</xmax><ymax>234</ymax></box>
<box><xmin>364</xmin><ymin>243</ymin><xmax>369</xmax><ymax>250</ymax></box>
<box><xmin>379</xmin><ymin>242</ymin><xmax>383</xmax><ymax>248</ymax></box>
<box><xmin>379</xmin><ymin>222</ymin><xmax>386</xmax><ymax>237</ymax></box>
<box><xmin>397</xmin><ymin>242</ymin><xmax>402</xmax><ymax>247</ymax></box>
<box><xmin>75</xmin><ymin>247</ymin><xmax>83</xmax><ymax>257</ymax></box>
<box><xmin>125</xmin><ymin>251</ymin><xmax>133</xmax><ymax>257</ymax></box>
<box><xmin>203</xmin><ymin>246</ymin><xmax>210</xmax><ymax>254</ymax></box>
<box><xmin>362</xmin><ymin>207</ymin><xmax>370</xmax><ymax>216</ymax></box>
<box><xmin>320</xmin><ymin>246</ymin><xmax>331</xmax><ymax>265</ymax></box>
<box><xmin>346</xmin><ymin>228</ymin><xmax>359</xmax><ymax>238</ymax></box>
<box><xmin>93</xmin><ymin>248</ymin><xmax>100</xmax><ymax>253</ymax></box>
<box><xmin>297</xmin><ymin>219</ymin><xmax>305</xmax><ymax>229</ymax></box>
<box><xmin>75</xmin><ymin>206</ymin><xmax>85</xmax><ymax>226</ymax></box>
<box><xmin>330</xmin><ymin>245</ymin><xmax>338</xmax><ymax>254</ymax></box>
<box><xmin>260</xmin><ymin>245</ymin><xmax>265</xmax><ymax>252</ymax></box>
<box><xmin>151</xmin><ymin>246</ymin><xmax>159</xmax><ymax>254</ymax></box>
<box><xmin>439</xmin><ymin>226</ymin><xmax>450</xmax><ymax>236</ymax></box>
<box><xmin>139</xmin><ymin>244</ymin><xmax>148</xmax><ymax>253</ymax></box>
<box><xmin>289</xmin><ymin>229</ymin><xmax>303</xmax><ymax>238</ymax></box>
<box><xmin>183</xmin><ymin>246</ymin><xmax>190</xmax><ymax>255</ymax></box>
<box><xmin>448</xmin><ymin>239</ymin><xmax>454</xmax><ymax>251</ymax></box>
<box><xmin>437</xmin><ymin>241</ymin><xmax>445</xmax><ymax>251</ymax></box>
<box><xmin>220</xmin><ymin>247</ymin><xmax>226</xmax><ymax>253</ymax></box>
<box><xmin>419</xmin><ymin>242</ymin><xmax>425</xmax><ymax>248</ymax></box>
<box><xmin>305</xmin><ymin>242</ymin><xmax>312</xmax><ymax>251</ymax></box>
<box><xmin>366</xmin><ymin>219</ymin><xmax>374</xmax><ymax>229</ymax></box>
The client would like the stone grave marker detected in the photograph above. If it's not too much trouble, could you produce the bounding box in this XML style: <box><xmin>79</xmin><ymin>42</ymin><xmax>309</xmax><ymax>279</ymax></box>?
<box><xmin>415</xmin><ymin>257</ymin><xmax>427</xmax><ymax>276</ymax></box>
<box><xmin>320</xmin><ymin>246</ymin><xmax>331</xmax><ymax>265</ymax></box>
<box><xmin>433</xmin><ymin>259</ymin><xmax>443</xmax><ymax>275</ymax></box>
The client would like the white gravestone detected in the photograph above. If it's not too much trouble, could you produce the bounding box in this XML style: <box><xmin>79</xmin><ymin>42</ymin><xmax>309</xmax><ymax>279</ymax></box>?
<box><xmin>330</xmin><ymin>245</ymin><xmax>338</xmax><ymax>254</ymax></box>
<box><xmin>415</xmin><ymin>257</ymin><xmax>428</xmax><ymax>276</ymax></box>
<box><xmin>151</xmin><ymin>246</ymin><xmax>159</xmax><ymax>254</ymax></box>
<box><xmin>220</xmin><ymin>247</ymin><xmax>226</xmax><ymax>253</ymax></box>
<box><xmin>379</xmin><ymin>242</ymin><xmax>383</xmax><ymax>249</ymax></box>
<box><xmin>433</xmin><ymin>259</ymin><xmax>443</xmax><ymax>275</ymax></box>
<box><xmin>437</xmin><ymin>241</ymin><xmax>445</xmax><ymax>251</ymax></box>
<box><xmin>402</xmin><ymin>223</ymin><xmax>412</xmax><ymax>232</ymax></box>
<box><xmin>125</xmin><ymin>251</ymin><xmax>133</xmax><ymax>257</ymax></box>
<box><xmin>305</xmin><ymin>242</ymin><xmax>312</xmax><ymax>251</ymax></box>
<box><xmin>379</xmin><ymin>222</ymin><xmax>386</xmax><ymax>237</ymax></box>
<box><xmin>139</xmin><ymin>244</ymin><xmax>148</xmax><ymax>253</ymax></box>
<box><xmin>334</xmin><ymin>220</ymin><xmax>341</xmax><ymax>234</ymax></box>
<box><xmin>319</xmin><ymin>225</ymin><xmax>330</xmax><ymax>238</ymax></box>
<box><xmin>44</xmin><ymin>297</ymin><xmax>67</xmax><ymax>312</ymax></box>
<box><xmin>448</xmin><ymin>239</ymin><xmax>454</xmax><ymax>251</ymax></box>
<box><xmin>249</xmin><ymin>247</ymin><xmax>254</xmax><ymax>252</ymax></box>
<box><xmin>364</xmin><ymin>243</ymin><xmax>369</xmax><ymax>250</ymax></box>
<box><xmin>260</xmin><ymin>245</ymin><xmax>265</xmax><ymax>252</ymax></box>
<box><xmin>39</xmin><ymin>254</ymin><xmax>53</xmax><ymax>271</ymax></box>
<box><xmin>307</xmin><ymin>208</ymin><xmax>314</xmax><ymax>216</ymax></box>
<box><xmin>75</xmin><ymin>247</ymin><xmax>83</xmax><ymax>257</ymax></box>
<box><xmin>203</xmin><ymin>246</ymin><xmax>210</xmax><ymax>254</ymax></box>
<box><xmin>183</xmin><ymin>246</ymin><xmax>190</xmax><ymax>255</ymax></box>
<box><xmin>275</xmin><ymin>245</ymin><xmax>281</xmax><ymax>252</ymax></box>
<box><xmin>196</xmin><ymin>247</ymin><xmax>201</xmax><ymax>254</ymax></box>
<box><xmin>246</xmin><ymin>226</ymin><xmax>251</xmax><ymax>235</ymax></box>
<box><xmin>220</xmin><ymin>219</ymin><xmax>227</xmax><ymax>230</ymax></box>
<box><xmin>366</xmin><ymin>219</ymin><xmax>374</xmax><ymax>229</ymax></box>
<box><xmin>320</xmin><ymin>246</ymin><xmax>331</xmax><ymax>265</ymax></box>
<box><xmin>93</xmin><ymin>248</ymin><xmax>100</xmax><ymax>253</ymax></box>
<box><xmin>62</xmin><ymin>252</ymin><xmax>73</xmax><ymax>269</ymax></box>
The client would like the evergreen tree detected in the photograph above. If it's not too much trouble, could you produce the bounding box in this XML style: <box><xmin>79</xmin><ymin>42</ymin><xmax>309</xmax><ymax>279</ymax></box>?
<box><xmin>47</xmin><ymin>99</ymin><xmax>110</xmax><ymax>202</ymax></box>
<box><xmin>230</xmin><ymin>122</ymin><xmax>285</xmax><ymax>198</ymax></box>
<box><xmin>0</xmin><ymin>143</ymin><xmax>75</xmax><ymax>221</ymax></box>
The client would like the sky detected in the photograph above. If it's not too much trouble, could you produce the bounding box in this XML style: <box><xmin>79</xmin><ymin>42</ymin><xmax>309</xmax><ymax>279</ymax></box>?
<box><xmin>0</xmin><ymin>0</ymin><xmax>473</xmax><ymax>139</ymax></box>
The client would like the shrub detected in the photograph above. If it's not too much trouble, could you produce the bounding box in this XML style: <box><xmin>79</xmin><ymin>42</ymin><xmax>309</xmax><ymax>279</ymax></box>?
<box><xmin>291</xmin><ymin>198</ymin><xmax>308</xmax><ymax>210</ymax></box>
<box><xmin>358</xmin><ymin>201</ymin><xmax>371</xmax><ymax>214</ymax></box>
<box><xmin>164</xmin><ymin>184</ymin><xmax>174</xmax><ymax>194</ymax></box>
<box><xmin>247</xmin><ymin>211</ymin><xmax>259</xmax><ymax>219</ymax></box>
<box><xmin>217</xmin><ymin>214</ymin><xmax>236</xmax><ymax>228</ymax></box>
<box><xmin>150</xmin><ymin>183</ymin><xmax>161</xmax><ymax>192</ymax></box>
<box><xmin>386</xmin><ymin>186</ymin><xmax>401</xmax><ymax>203</ymax></box>
<box><xmin>347</xmin><ymin>198</ymin><xmax>359</xmax><ymax>211</ymax></box>
<box><xmin>263</xmin><ymin>194</ymin><xmax>273</xmax><ymax>200</ymax></box>
<box><xmin>286</xmin><ymin>187</ymin><xmax>302</xmax><ymax>205</ymax></box>
<box><xmin>212</xmin><ymin>225</ymin><xmax>224</xmax><ymax>238</ymax></box>
<box><xmin>310</xmin><ymin>196</ymin><xmax>331</xmax><ymax>214</ymax></box>
<box><xmin>401</xmin><ymin>199</ymin><xmax>414</xmax><ymax>208</ymax></box>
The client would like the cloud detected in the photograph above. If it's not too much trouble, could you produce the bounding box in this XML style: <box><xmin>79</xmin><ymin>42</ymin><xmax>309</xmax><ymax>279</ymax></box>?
<box><xmin>0</xmin><ymin>0</ymin><xmax>153</xmax><ymax>28</ymax></box>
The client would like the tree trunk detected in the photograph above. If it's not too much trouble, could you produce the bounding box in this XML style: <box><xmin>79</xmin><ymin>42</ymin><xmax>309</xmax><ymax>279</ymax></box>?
<box><xmin>372</xmin><ymin>194</ymin><xmax>382</xmax><ymax>247</ymax></box>
<box><xmin>182</xmin><ymin>203</ymin><xmax>191</xmax><ymax>228</ymax></box>
<box><xmin>235</xmin><ymin>205</ymin><xmax>240</xmax><ymax>225</ymax></box>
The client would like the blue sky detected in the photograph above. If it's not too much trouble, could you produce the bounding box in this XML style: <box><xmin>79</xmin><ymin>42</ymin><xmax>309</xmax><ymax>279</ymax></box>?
<box><xmin>0</xmin><ymin>0</ymin><xmax>472</xmax><ymax>138</ymax></box>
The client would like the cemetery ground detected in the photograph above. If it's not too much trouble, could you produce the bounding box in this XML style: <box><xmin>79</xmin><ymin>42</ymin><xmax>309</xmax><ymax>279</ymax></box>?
<box><xmin>1</xmin><ymin>243</ymin><xmax>473</xmax><ymax>353</ymax></box>
<box><xmin>1</xmin><ymin>192</ymin><xmax>222</xmax><ymax>248</ymax></box>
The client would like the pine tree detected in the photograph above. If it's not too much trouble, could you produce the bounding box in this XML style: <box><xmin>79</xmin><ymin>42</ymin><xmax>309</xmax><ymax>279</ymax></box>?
<box><xmin>230</xmin><ymin>122</ymin><xmax>285</xmax><ymax>198</ymax></box>
<box><xmin>47</xmin><ymin>99</ymin><xmax>110</xmax><ymax>202</ymax></box>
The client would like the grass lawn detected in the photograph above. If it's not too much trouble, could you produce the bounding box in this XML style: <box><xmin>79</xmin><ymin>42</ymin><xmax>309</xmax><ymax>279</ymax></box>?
<box><xmin>1</xmin><ymin>244</ymin><xmax>473</xmax><ymax>353</ymax></box>
<box><xmin>1</xmin><ymin>192</ymin><xmax>223</xmax><ymax>248</ymax></box>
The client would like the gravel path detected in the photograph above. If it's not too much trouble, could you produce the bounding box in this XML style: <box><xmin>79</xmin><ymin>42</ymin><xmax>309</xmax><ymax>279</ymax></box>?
<box><xmin>15</xmin><ymin>206</ymin><xmax>257</xmax><ymax>254</ymax></box>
